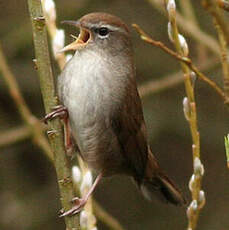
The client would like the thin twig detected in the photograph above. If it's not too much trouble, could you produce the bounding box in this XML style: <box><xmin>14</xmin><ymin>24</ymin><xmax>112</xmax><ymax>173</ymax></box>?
<box><xmin>0</xmin><ymin>42</ymin><xmax>53</xmax><ymax>161</ymax></box>
<box><xmin>147</xmin><ymin>0</ymin><xmax>221</xmax><ymax>56</ymax></box>
<box><xmin>27</xmin><ymin>0</ymin><xmax>80</xmax><ymax>229</ymax></box>
<box><xmin>133</xmin><ymin>24</ymin><xmax>226</xmax><ymax>101</ymax></box>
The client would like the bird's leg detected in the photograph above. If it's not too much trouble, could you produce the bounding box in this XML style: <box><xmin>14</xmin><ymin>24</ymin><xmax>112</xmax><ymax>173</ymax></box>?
<box><xmin>62</xmin><ymin>115</ymin><xmax>74</xmax><ymax>156</ymax></box>
<box><xmin>43</xmin><ymin>105</ymin><xmax>73</xmax><ymax>155</ymax></box>
<box><xmin>60</xmin><ymin>173</ymin><xmax>103</xmax><ymax>217</ymax></box>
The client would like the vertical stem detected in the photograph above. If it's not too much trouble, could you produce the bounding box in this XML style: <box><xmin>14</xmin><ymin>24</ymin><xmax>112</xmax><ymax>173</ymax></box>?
<box><xmin>165</xmin><ymin>1</ymin><xmax>204</xmax><ymax>229</ymax></box>
<box><xmin>27</xmin><ymin>0</ymin><xmax>80</xmax><ymax>229</ymax></box>
<box><xmin>215</xmin><ymin>20</ymin><xmax>229</xmax><ymax>103</ymax></box>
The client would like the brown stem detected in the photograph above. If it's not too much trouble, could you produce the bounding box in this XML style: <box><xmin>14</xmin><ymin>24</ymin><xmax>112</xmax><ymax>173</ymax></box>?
<box><xmin>27</xmin><ymin>0</ymin><xmax>80</xmax><ymax>229</ymax></box>
<box><xmin>132</xmin><ymin>24</ymin><xmax>226</xmax><ymax>102</ymax></box>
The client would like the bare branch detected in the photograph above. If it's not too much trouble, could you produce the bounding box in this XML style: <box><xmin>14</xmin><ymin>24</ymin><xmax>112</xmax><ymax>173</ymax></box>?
<box><xmin>27</xmin><ymin>0</ymin><xmax>80</xmax><ymax>228</ymax></box>
<box><xmin>133</xmin><ymin>24</ymin><xmax>225</xmax><ymax>101</ymax></box>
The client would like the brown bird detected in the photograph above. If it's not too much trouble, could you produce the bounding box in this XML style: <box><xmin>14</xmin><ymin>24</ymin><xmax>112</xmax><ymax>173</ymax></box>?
<box><xmin>45</xmin><ymin>12</ymin><xmax>185</xmax><ymax>216</ymax></box>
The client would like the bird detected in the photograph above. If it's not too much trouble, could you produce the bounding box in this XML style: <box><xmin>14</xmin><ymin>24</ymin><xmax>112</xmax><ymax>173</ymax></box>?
<box><xmin>45</xmin><ymin>12</ymin><xmax>185</xmax><ymax>216</ymax></box>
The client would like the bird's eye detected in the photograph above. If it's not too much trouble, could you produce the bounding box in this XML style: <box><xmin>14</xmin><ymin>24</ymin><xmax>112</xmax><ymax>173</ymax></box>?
<box><xmin>97</xmin><ymin>27</ymin><xmax>109</xmax><ymax>37</ymax></box>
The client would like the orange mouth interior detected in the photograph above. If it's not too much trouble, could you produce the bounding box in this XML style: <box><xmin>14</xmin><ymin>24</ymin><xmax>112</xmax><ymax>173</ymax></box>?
<box><xmin>78</xmin><ymin>29</ymin><xmax>90</xmax><ymax>44</ymax></box>
<box><xmin>60</xmin><ymin>29</ymin><xmax>90</xmax><ymax>52</ymax></box>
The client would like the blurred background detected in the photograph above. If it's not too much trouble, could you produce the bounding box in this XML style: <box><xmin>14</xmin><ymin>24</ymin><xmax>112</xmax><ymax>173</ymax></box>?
<box><xmin>0</xmin><ymin>0</ymin><xmax>228</xmax><ymax>229</ymax></box>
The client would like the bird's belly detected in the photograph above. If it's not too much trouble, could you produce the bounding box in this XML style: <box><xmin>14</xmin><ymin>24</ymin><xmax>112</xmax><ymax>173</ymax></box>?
<box><xmin>62</xmin><ymin>75</ymin><xmax>125</xmax><ymax>175</ymax></box>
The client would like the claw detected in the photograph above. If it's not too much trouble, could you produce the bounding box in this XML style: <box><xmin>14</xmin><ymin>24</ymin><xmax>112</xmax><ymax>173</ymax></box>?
<box><xmin>43</xmin><ymin>105</ymin><xmax>68</xmax><ymax>124</ymax></box>
<box><xmin>43</xmin><ymin>105</ymin><xmax>74</xmax><ymax>155</ymax></box>
<box><xmin>59</xmin><ymin>173</ymin><xmax>103</xmax><ymax>217</ymax></box>
<box><xmin>59</xmin><ymin>198</ymin><xmax>87</xmax><ymax>217</ymax></box>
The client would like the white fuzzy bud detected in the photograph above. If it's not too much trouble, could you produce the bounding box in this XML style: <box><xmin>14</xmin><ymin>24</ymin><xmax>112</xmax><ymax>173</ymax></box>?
<box><xmin>167</xmin><ymin>0</ymin><xmax>176</xmax><ymax>19</ymax></box>
<box><xmin>188</xmin><ymin>174</ymin><xmax>195</xmax><ymax>192</ymax></box>
<box><xmin>194</xmin><ymin>157</ymin><xmax>204</xmax><ymax>176</ymax></box>
<box><xmin>80</xmin><ymin>211</ymin><xmax>88</xmax><ymax>228</ymax></box>
<box><xmin>43</xmin><ymin>0</ymin><xmax>56</xmax><ymax>21</ymax></box>
<box><xmin>190</xmin><ymin>71</ymin><xmax>197</xmax><ymax>86</ymax></box>
<box><xmin>72</xmin><ymin>166</ymin><xmax>81</xmax><ymax>184</ymax></box>
<box><xmin>91</xmin><ymin>227</ymin><xmax>98</xmax><ymax>230</ymax></box>
<box><xmin>80</xmin><ymin>171</ymin><xmax>93</xmax><ymax>193</ymax></box>
<box><xmin>190</xmin><ymin>199</ymin><xmax>198</xmax><ymax>211</ymax></box>
<box><xmin>167</xmin><ymin>22</ymin><xmax>174</xmax><ymax>42</ymax></box>
<box><xmin>178</xmin><ymin>34</ymin><xmax>189</xmax><ymax>56</ymax></box>
<box><xmin>183</xmin><ymin>97</ymin><xmax>191</xmax><ymax>121</ymax></box>
<box><xmin>198</xmin><ymin>190</ymin><xmax>206</xmax><ymax>209</ymax></box>
<box><xmin>66</xmin><ymin>54</ymin><xmax>73</xmax><ymax>62</ymax></box>
<box><xmin>52</xmin><ymin>29</ymin><xmax>65</xmax><ymax>57</ymax></box>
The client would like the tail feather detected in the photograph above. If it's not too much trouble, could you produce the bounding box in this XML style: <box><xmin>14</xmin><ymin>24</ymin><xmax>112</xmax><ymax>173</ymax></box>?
<box><xmin>140</xmin><ymin>149</ymin><xmax>185</xmax><ymax>205</ymax></box>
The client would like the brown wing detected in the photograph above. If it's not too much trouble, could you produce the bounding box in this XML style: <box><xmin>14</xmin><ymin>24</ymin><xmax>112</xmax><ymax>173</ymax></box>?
<box><xmin>111</xmin><ymin>77</ymin><xmax>148</xmax><ymax>183</ymax></box>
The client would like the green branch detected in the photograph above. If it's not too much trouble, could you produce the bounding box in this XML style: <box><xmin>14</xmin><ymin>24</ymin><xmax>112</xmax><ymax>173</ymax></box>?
<box><xmin>27</xmin><ymin>0</ymin><xmax>80</xmax><ymax>229</ymax></box>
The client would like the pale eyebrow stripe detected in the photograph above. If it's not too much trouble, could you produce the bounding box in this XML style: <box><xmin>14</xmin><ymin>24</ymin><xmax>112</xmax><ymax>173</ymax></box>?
<box><xmin>87</xmin><ymin>22</ymin><xmax>127</xmax><ymax>34</ymax></box>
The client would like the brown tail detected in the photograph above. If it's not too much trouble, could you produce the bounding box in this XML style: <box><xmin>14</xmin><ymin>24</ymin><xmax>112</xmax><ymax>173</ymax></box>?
<box><xmin>140</xmin><ymin>149</ymin><xmax>185</xmax><ymax>205</ymax></box>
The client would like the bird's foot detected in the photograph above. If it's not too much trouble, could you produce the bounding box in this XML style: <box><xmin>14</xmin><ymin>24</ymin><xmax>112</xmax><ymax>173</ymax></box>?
<box><xmin>43</xmin><ymin>105</ymin><xmax>68</xmax><ymax>123</ymax></box>
<box><xmin>59</xmin><ymin>197</ymin><xmax>87</xmax><ymax>217</ymax></box>
<box><xmin>59</xmin><ymin>173</ymin><xmax>103</xmax><ymax>217</ymax></box>
<box><xmin>43</xmin><ymin>105</ymin><xmax>73</xmax><ymax>155</ymax></box>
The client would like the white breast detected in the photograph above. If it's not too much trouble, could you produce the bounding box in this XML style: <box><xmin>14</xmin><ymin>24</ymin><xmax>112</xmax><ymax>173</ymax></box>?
<box><xmin>58</xmin><ymin>49</ymin><xmax>129</xmax><ymax>155</ymax></box>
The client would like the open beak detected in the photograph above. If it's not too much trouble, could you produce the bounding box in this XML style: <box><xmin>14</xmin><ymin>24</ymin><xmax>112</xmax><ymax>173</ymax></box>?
<box><xmin>59</xmin><ymin>20</ymin><xmax>91</xmax><ymax>52</ymax></box>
